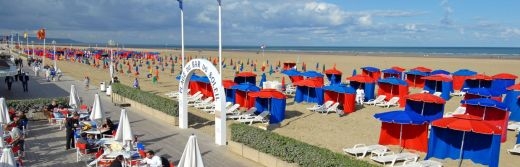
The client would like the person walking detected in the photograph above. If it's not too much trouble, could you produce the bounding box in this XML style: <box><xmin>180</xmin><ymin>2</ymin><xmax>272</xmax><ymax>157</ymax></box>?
<box><xmin>4</xmin><ymin>76</ymin><xmax>13</xmax><ymax>90</ymax></box>
<box><xmin>20</xmin><ymin>73</ymin><xmax>29</xmax><ymax>92</ymax></box>
<box><xmin>65</xmin><ymin>113</ymin><xmax>80</xmax><ymax>150</ymax></box>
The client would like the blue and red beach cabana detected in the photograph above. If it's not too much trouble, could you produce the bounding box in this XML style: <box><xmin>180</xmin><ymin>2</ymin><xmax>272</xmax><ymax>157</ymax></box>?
<box><xmin>452</xmin><ymin>69</ymin><xmax>477</xmax><ymax>91</ymax></box>
<box><xmin>382</xmin><ymin>68</ymin><xmax>401</xmax><ymax>79</ymax></box>
<box><xmin>281</xmin><ymin>69</ymin><xmax>304</xmax><ymax>83</ymax></box>
<box><xmin>222</xmin><ymin>80</ymin><xmax>237</xmax><ymax>103</ymax></box>
<box><xmin>405</xmin><ymin>70</ymin><xmax>429</xmax><ymax>88</ymax></box>
<box><xmin>231</xmin><ymin>83</ymin><xmax>260</xmax><ymax>109</ymax></box>
<box><xmin>374</xmin><ymin>111</ymin><xmax>430</xmax><ymax>152</ymax></box>
<box><xmin>461</xmin><ymin>98</ymin><xmax>509</xmax><ymax>142</ymax></box>
<box><xmin>504</xmin><ymin>83</ymin><xmax>520</xmax><ymax>121</ymax></box>
<box><xmin>347</xmin><ymin>75</ymin><xmax>376</xmax><ymax>101</ymax></box>
<box><xmin>234</xmin><ymin>71</ymin><xmax>257</xmax><ymax>85</ymax></box>
<box><xmin>463</xmin><ymin>74</ymin><xmax>493</xmax><ymax>89</ymax></box>
<box><xmin>323</xmin><ymin>84</ymin><xmax>356</xmax><ymax>114</ymax></box>
<box><xmin>324</xmin><ymin>66</ymin><xmax>342</xmax><ymax>85</ymax></box>
<box><xmin>463</xmin><ymin>88</ymin><xmax>502</xmax><ymax>101</ymax></box>
<box><xmin>294</xmin><ymin>78</ymin><xmax>324</xmax><ymax>104</ymax></box>
<box><xmin>377</xmin><ymin>77</ymin><xmax>409</xmax><ymax>107</ymax></box>
<box><xmin>249</xmin><ymin>89</ymin><xmax>287</xmax><ymax>124</ymax></box>
<box><xmin>361</xmin><ymin>66</ymin><xmax>381</xmax><ymax>81</ymax></box>
<box><xmin>405</xmin><ymin>93</ymin><xmax>446</xmax><ymax>121</ymax></box>
<box><xmin>422</xmin><ymin>74</ymin><xmax>453</xmax><ymax>100</ymax></box>
<box><xmin>491</xmin><ymin>73</ymin><xmax>517</xmax><ymax>94</ymax></box>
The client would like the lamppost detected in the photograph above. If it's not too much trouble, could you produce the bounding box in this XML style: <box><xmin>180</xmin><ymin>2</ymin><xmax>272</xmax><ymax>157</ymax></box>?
<box><xmin>52</xmin><ymin>40</ymin><xmax>57</xmax><ymax>69</ymax></box>
<box><xmin>177</xmin><ymin>0</ymin><xmax>185</xmax><ymax>68</ymax></box>
<box><xmin>108</xmin><ymin>40</ymin><xmax>115</xmax><ymax>83</ymax></box>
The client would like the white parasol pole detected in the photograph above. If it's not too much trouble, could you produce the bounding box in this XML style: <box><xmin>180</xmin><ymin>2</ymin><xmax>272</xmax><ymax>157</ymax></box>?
<box><xmin>421</xmin><ymin>102</ymin><xmax>426</xmax><ymax>115</ymax></box>
<box><xmin>399</xmin><ymin>124</ymin><xmax>403</xmax><ymax>152</ymax></box>
<box><xmin>458</xmin><ymin>131</ymin><xmax>466</xmax><ymax>167</ymax></box>
<box><xmin>482</xmin><ymin>106</ymin><xmax>487</xmax><ymax>120</ymax></box>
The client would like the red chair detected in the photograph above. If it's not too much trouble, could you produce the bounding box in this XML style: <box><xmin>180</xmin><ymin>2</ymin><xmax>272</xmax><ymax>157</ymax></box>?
<box><xmin>76</xmin><ymin>142</ymin><xmax>96</xmax><ymax>162</ymax></box>
<box><xmin>138</xmin><ymin>150</ymin><xmax>146</xmax><ymax>158</ymax></box>
<box><xmin>97</xmin><ymin>159</ymin><xmax>113</xmax><ymax>167</ymax></box>
<box><xmin>170</xmin><ymin>161</ymin><xmax>175</xmax><ymax>167</ymax></box>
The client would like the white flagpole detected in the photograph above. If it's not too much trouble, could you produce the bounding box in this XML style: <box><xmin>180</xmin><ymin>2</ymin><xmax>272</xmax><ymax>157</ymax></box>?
<box><xmin>53</xmin><ymin>42</ymin><xmax>57</xmax><ymax>69</ymax></box>
<box><xmin>43</xmin><ymin>38</ymin><xmax>46</xmax><ymax>66</ymax></box>
<box><xmin>110</xmin><ymin>48</ymin><xmax>114</xmax><ymax>83</ymax></box>
<box><xmin>26</xmin><ymin>35</ymin><xmax>28</xmax><ymax>55</ymax></box>
<box><xmin>180</xmin><ymin>4</ymin><xmax>185</xmax><ymax>69</ymax></box>
<box><xmin>218</xmin><ymin>1</ymin><xmax>222</xmax><ymax>74</ymax></box>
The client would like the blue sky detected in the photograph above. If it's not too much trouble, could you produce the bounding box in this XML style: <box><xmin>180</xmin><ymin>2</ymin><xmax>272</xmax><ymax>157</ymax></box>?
<box><xmin>1</xmin><ymin>0</ymin><xmax>519</xmax><ymax>47</ymax></box>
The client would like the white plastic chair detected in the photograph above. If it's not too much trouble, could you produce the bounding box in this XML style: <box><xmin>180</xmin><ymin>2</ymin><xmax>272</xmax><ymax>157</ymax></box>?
<box><xmin>307</xmin><ymin>101</ymin><xmax>334</xmax><ymax>112</ymax></box>
<box><xmin>433</xmin><ymin>92</ymin><xmax>442</xmax><ymax>97</ymax></box>
<box><xmin>376</xmin><ymin>97</ymin><xmax>400</xmax><ymax>108</ymax></box>
<box><xmin>444</xmin><ymin>106</ymin><xmax>466</xmax><ymax>118</ymax></box>
<box><xmin>365</xmin><ymin>95</ymin><xmax>387</xmax><ymax>106</ymax></box>
<box><xmin>508</xmin><ymin>144</ymin><xmax>520</xmax><ymax>155</ymax></box>
<box><xmin>507</xmin><ymin>122</ymin><xmax>520</xmax><ymax>131</ymax></box>
<box><xmin>229</xmin><ymin>107</ymin><xmax>256</xmax><ymax>120</ymax></box>
<box><xmin>236</xmin><ymin>111</ymin><xmax>270</xmax><ymax>125</ymax></box>
<box><xmin>315</xmin><ymin>102</ymin><xmax>336</xmax><ymax>113</ymax></box>
<box><xmin>194</xmin><ymin>97</ymin><xmax>214</xmax><ymax>108</ymax></box>
<box><xmin>343</xmin><ymin>144</ymin><xmax>388</xmax><ymax>158</ymax></box>
<box><xmin>320</xmin><ymin>102</ymin><xmax>340</xmax><ymax>114</ymax></box>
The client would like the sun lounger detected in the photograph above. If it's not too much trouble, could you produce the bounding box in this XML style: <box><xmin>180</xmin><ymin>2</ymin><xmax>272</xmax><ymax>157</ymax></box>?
<box><xmin>508</xmin><ymin>144</ymin><xmax>520</xmax><ymax>155</ymax></box>
<box><xmin>343</xmin><ymin>144</ymin><xmax>388</xmax><ymax>158</ymax></box>
<box><xmin>450</xmin><ymin>90</ymin><xmax>465</xmax><ymax>96</ymax></box>
<box><xmin>321</xmin><ymin>102</ymin><xmax>341</xmax><ymax>114</ymax></box>
<box><xmin>365</xmin><ymin>95</ymin><xmax>387</xmax><ymax>106</ymax></box>
<box><xmin>285</xmin><ymin>85</ymin><xmax>296</xmax><ymax>95</ymax></box>
<box><xmin>186</xmin><ymin>94</ymin><xmax>203</xmax><ymax>105</ymax></box>
<box><xmin>444</xmin><ymin>106</ymin><xmax>466</xmax><ymax>118</ymax></box>
<box><xmin>400</xmin><ymin>159</ymin><xmax>442</xmax><ymax>167</ymax></box>
<box><xmin>194</xmin><ymin>97</ymin><xmax>214</xmax><ymax>108</ymax></box>
<box><xmin>229</xmin><ymin>107</ymin><xmax>257</xmax><ymax>119</ymax></box>
<box><xmin>236</xmin><ymin>111</ymin><xmax>270</xmax><ymax>125</ymax></box>
<box><xmin>433</xmin><ymin>92</ymin><xmax>442</xmax><ymax>97</ymax></box>
<box><xmin>507</xmin><ymin>122</ymin><xmax>520</xmax><ymax>131</ymax></box>
<box><xmin>371</xmin><ymin>151</ymin><xmax>419</xmax><ymax>167</ymax></box>
<box><xmin>376</xmin><ymin>97</ymin><xmax>400</xmax><ymax>108</ymax></box>
<box><xmin>202</xmin><ymin>102</ymin><xmax>233</xmax><ymax>113</ymax></box>
<box><xmin>307</xmin><ymin>101</ymin><xmax>334</xmax><ymax>112</ymax></box>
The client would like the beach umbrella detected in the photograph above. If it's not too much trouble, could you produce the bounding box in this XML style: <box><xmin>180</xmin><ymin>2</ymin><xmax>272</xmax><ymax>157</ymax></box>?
<box><xmin>89</xmin><ymin>94</ymin><xmax>105</xmax><ymax>124</ymax></box>
<box><xmin>114</xmin><ymin>109</ymin><xmax>133</xmax><ymax>149</ymax></box>
<box><xmin>0</xmin><ymin>98</ymin><xmax>9</xmax><ymax>125</ymax></box>
<box><xmin>322</xmin><ymin>64</ymin><xmax>326</xmax><ymax>73</ymax></box>
<box><xmin>281</xmin><ymin>76</ymin><xmax>286</xmax><ymax>91</ymax></box>
<box><xmin>0</xmin><ymin>148</ymin><xmax>16</xmax><ymax>167</ymax></box>
<box><xmin>352</xmin><ymin>69</ymin><xmax>357</xmax><ymax>76</ymax></box>
<box><xmin>268</xmin><ymin>65</ymin><xmax>274</xmax><ymax>76</ymax></box>
<box><xmin>0</xmin><ymin>128</ymin><xmax>4</xmax><ymax>148</ymax></box>
<box><xmin>240</xmin><ymin>63</ymin><xmax>244</xmax><ymax>71</ymax></box>
<box><xmin>302</xmin><ymin>62</ymin><xmax>306</xmax><ymax>71</ymax></box>
<box><xmin>69</xmin><ymin>85</ymin><xmax>80</xmax><ymax>109</ymax></box>
<box><xmin>315</xmin><ymin>62</ymin><xmax>319</xmax><ymax>70</ymax></box>
<box><xmin>374</xmin><ymin>110</ymin><xmax>429</xmax><ymax>151</ymax></box>
<box><xmin>259</xmin><ymin>73</ymin><xmax>267</xmax><ymax>88</ymax></box>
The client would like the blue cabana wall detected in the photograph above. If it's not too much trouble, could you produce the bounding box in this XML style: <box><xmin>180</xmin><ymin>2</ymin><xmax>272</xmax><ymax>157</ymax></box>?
<box><xmin>326</xmin><ymin>74</ymin><xmax>342</xmax><ymax>85</ymax></box>
<box><xmin>504</xmin><ymin>90</ymin><xmax>520</xmax><ymax>121</ymax></box>
<box><xmin>404</xmin><ymin>100</ymin><xmax>444</xmax><ymax>122</ymax></box>
<box><xmin>350</xmin><ymin>81</ymin><xmax>375</xmax><ymax>101</ymax></box>
<box><xmin>225</xmin><ymin>88</ymin><xmax>235</xmax><ymax>103</ymax></box>
<box><xmin>463</xmin><ymin>80</ymin><xmax>492</xmax><ymax>89</ymax></box>
<box><xmin>426</xmin><ymin>127</ymin><xmax>501</xmax><ymax>167</ymax></box>
<box><xmin>491</xmin><ymin>79</ymin><xmax>516</xmax><ymax>94</ymax></box>
<box><xmin>234</xmin><ymin>76</ymin><xmax>256</xmax><ymax>85</ymax></box>
<box><xmin>255</xmin><ymin>98</ymin><xmax>286</xmax><ymax>124</ymax></box>
<box><xmin>295</xmin><ymin>86</ymin><xmax>324</xmax><ymax>104</ymax></box>
<box><xmin>424</xmin><ymin>80</ymin><xmax>453</xmax><ymax>100</ymax></box>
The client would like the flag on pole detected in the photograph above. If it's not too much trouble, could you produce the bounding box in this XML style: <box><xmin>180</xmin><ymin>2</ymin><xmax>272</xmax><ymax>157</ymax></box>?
<box><xmin>177</xmin><ymin>0</ymin><xmax>183</xmax><ymax>10</ymax></box>
<box><xmin>23</xmin><ymin>32</ymin><xmax>28</xmax><ymax>39</ymax></box>
<box><xmin>316</xmin><ymin>62</ymin><xmax>319</xmax><ymax>70</ymax></box>
<box><xmin>37</xmin><ymin>28</ymin><xmax>46</xmax><ymax>40</ymax></box>
<box><xmin>217</xmin><ymin>0</ymin><xmax>221</xmax><ymax>6</ymax></box>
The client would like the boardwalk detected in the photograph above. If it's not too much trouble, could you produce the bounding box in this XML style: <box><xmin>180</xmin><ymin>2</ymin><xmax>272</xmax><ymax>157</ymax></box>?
<box><xmin>1</xmin><ymin>56</ymin><xmax>261</xmax><ymax>166</ymax></box>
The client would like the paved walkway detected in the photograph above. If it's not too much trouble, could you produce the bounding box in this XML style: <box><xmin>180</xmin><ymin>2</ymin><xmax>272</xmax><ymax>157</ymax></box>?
<box><xmin>1</xmin><ymin>52</ymin><xmax>261</xmax><ymax>166</ymax></box>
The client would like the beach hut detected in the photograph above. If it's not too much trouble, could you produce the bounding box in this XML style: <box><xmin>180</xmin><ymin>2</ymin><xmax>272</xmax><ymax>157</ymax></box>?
<box><xmin>504</xmin><ymin>84</ymin><xmax>520</xmax><ymax>122</ymax></box>
<box><xmin>391</xmin><ymin>66</ymin><xmax>406</xmax><ymax>73</ymax></box>
<box><xmin>405</xmin><ymin>93</ymin><xmax>446</xmax><ymax>122</ymax></box>
<box><xmin>426</xmin><ymin>115</ymin><xmax>502</xmax><ymax>167</ymax></box>
<box><xmin>301</xmin><ymin>70</ymin><xmax>325</xmax><ymax>85</ymax></box>
<box><xmin>461</xmin><ymin>98</ymin><xmax>509</xmax><ymax>142</ymax></box>
<box><xmin>294</xmin><ymin>78</ymin><xmax>324</xmax><ymax>105</ymax></box>
<box><xmin>231</xmin><ymin>83</ymin><xmax>260</xmax><ymax>109</ymax></box>
<box><xmin>405</xmin><ymin>70</ymin><xmax>429</xmax><ymax>88</ymax></box>
<box><xmin>346</xmin><ymin>75</ymin><xmax>376</xmax><ymax>101</ymax></box>
<box><xmin>463</xmin><ymin>74</ymin><xmax>493</xmax><ymax>90</ymax></box>
<box><xmin>324</xmin><ymin>66</ymin><xmax>342</xmax><ymax>85</ymax></box>
<box><xmin>491</xmin><ymin>73</ymin><xmax>518</xmax><ymax>94</ymax></box>
<box><xmin>374</xmin><ymin>111</ymin><xmax>430</xmax><ymax>152</ymax></box>
<box><xmin>452</xmin><ymin>69</ymin><xmax>477</xmax><ymax>91</ymax></box>
<box><xmin>377</xmin><ymin>77</ymin><xmax>409</xmax><ymax>107</ymax></box>
<box><xmin>463</xmin><ymin>88</ymin><xmax>502</xmax><ymax>101</ymax></box>
<box><xmin>281</xmin><ymin>69</ymin><xmax>304</xmax><ymax>83</ymax></box>
<box><xmin>411</xmin><ymin>66</ymin><xmax>432</xmax><ymax>73</ymax></box>
<box><xmin>283</xmin><ymin>62</ymin><xmax>296</xmax><ymax>70</ymax></box>
<box><xmin>430</xmin><ymin>69</ymin><xmax>450</xmax><ymax>75</ymax></box>
<box><xmin>422</xmin><ymin>74</ymin><xmax>454</xmax><ymax>100</ymax></box>
<box><xmin>222</xmin><ymin>80</ymin><xmax>236</xmax><ymax>103</ymax></box>
<box><xmin>381</xmin><ymin>68</ymin><xmax>401</xmax><ymax>79</ymax></box>
<box><xmin>234</xmin><ymin>71</ymin><xmax>257</xmax><ymax>85</ymax></box>
<box><xmin>249</xmin><ymin>89</ymin><xmax>287</xmax><ymax>124</ymax></box>
<box><xmin>323</xmin><ymin>84</ymin><xmax>356</xmax><ymax>114</ymax></box>
<box><xmin>185</xmin><ymin>75</ymin><xmax>214</xmax><ymax>98</ymax></box>
<box><xmin>361</xmin><ymin>66</ymin><xmax>381</xmax><ymax>81</ymax></box>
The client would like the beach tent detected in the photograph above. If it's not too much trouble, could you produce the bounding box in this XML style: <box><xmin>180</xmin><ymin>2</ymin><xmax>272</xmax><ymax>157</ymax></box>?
<box><xmin>249</xmin><ymin>89</ymin><xmax>287</xmax><ymax>124</ymax></box>
<box><xmin>361</xmin><ymin>66</ymin><xmax>381</xmax><ymax>81</ymax></box>
<box><xmin>461</xmin><ymin>98</ymin><xmax>509</xmax><ymax>142</ymax></box>
<box><xmin>504</xmin><ymin>84</ymin><xmax>520</xmax><ymax>121</ymax></box>
<box><xmin>234</xmin><ymin>71</ymin><xmax>257</xmax><ymax>85</ymax></box>
<box><xmin>222</xmin><ymin>80</ymin><xmax>237</xmax><ymax>103</ymax></box>
<box><xmin>324</xmin><ymin>66</ymin><xmax>343</xmax><ymax>85</ymax></box>
<box><xmin>491</xmin><ymin>73</ymin><xmax>518</xmax><ymax>94</ymax></box>
<box><xmin>189</xmin><ymin>75</ymin><xmax>214</xmax><ymax>98</ymax></box>
<box><xmin>422</xmin><ymin>74</ymin><xmax>454</xmax><ymax>100</ymax></box>
<box><xmin>452</xmin><ymin>69</ymin><xmax>477</xmax><ymax>91</ymax></box>
<box><xmin>301</xmin><ymin>70</ymin><xmax>325</xmax><ymax>85</ymax></box>
<box><xmin>430</xmin><ymin>69</ymin><xmax>450</xmax><ymax>75</ymax></box>
<box><xmin>294</xmin><ymin>78</ymin><xmax>324</xmax><ymax>105</ymax></box>
<box><xmin>411</xmin><ymin>66</ymin><xmax>432</xmax><ymax>73</ymax></box>
<box><xmin>231</xmin><ymin>83</ymin><xmax>260</xmax><ymax>109</ymax></box>
<box><xmin>283</xmin><ymin>62</ymin><xmax>296</xmax><ymax>70</ymax></box>
<box><xmin>382</xmin><ymin>68</ymin><xmax>401</xmax><ymax>79</ymax></box>
<box><xmin>377</xmin><ymin>77</ymin><xmax>409</xmax><ymax>107</ymax></box>
<box><xmin>374</xmin><ymin>110</ymin><xmax>430</xmax><ymax>152</ymax></box>
<box><xmin>391</xmin><ymin>66</ymin><xmax>406</xmax><ymax>73</ymax></box>
<box><xmin>462</xmin><ymin>74</ymin><xmax>493</xmax><ymax>90</ymax></box>
<box><xmin>405</xmin><ymin>93</ymin><xmax>446</xmax><ymax>122</ymax></box>
<box><xmin>405</xmin><ymin>70</ymin><xmax>429</xmax><ymax>88</ymax></box>
<box><xmin>426</xmin><ymin>115</ymin><xmax>502</xmax><ymax>167</ymax></box>
<box><xmin>463</xmin><ymin>88</ymin><xmax>502</xmax><ymax>101</ymax></box>
<box><xmin>323</xmin><ymin>84</ymin><xmax>356</xmax><ymax>114</ymax></box>
<box><xmin>281</xmin><ymin>69</ymin><xmax>304</xmax><ymax>83</ymax></box>
<box><xmin>346</xmin><ymin>75</ymin><xmax>376</xmax><ymax>101</ymax></box>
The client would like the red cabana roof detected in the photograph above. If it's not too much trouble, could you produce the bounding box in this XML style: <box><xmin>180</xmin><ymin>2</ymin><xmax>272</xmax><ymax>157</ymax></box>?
<box><xmin>324</xmin><ymin>67</ymin><xmax>342</xmax><ymax>75</ymax></box>
<box><xmin>507</xmin><ymin>83</ymin><xmax>520</xmax><ymax>90</ymax></box>
<box><xmin>492</xmin><ymin>73</ymin><xmax>518</xmax><ymax>80</ymax></box>
<box><xmin>469</xmin><ymin>74</ymin><xmax>493</xmax><ymax>80</ymax></box>
<box><xmin>346</xmin><ymin>75</ymin><xmax>375</xmax><ymax>83</ymax></box>
<box><xmin>421</xmin><ymin>74</ymin><xmax>452</xmax><ymax>82</ymax></box>
<box><xmin>222</xmin><ymin>80</ymin><xmax>236</xmax><ymax>89</ymax></box>
<box><xmin>432</xmin><ymin>114</ymin><xmax>501</xmax><ymax>135</ymax></box>
<box><xmin>293</xmin><ymin>78</ymin><xmax>323</xmax><ymax>87</ymax></box>
<box><xmin>391</xmin><ymin>66</ymin><xmax>406</xmax><ymax>72</ymax></box>
<box><xmin>236</xmin><ymin>71</ymin><xmax>257</xmax><ymax>77</ymax></box>
<box><xmin>412</xmin><ymin>66</ymin><xmax>432</xmax><ymax>73</ymax></box>
<box><xmin>248</xmin><ymin>89</ymin><xmax>286</xmax><ymax>99</ymax></box>
<box><xmin>406</xmin><ymin>93</ymin><xmax>446</xmax><ymax>104</ymax></box>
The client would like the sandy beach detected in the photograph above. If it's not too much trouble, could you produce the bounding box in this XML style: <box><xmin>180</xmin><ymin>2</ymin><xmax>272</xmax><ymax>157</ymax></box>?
<box><xmin>47</xmin><ymin>47</ymin><xmax>520</xmax><ymax>167</ymax></box>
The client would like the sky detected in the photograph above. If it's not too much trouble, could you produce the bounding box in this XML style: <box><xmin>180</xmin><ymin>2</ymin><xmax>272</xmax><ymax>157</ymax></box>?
<box><xmin>1</xmin><ymin>0</ymin><xmax>520</xmax><ymax>47</ymax></box>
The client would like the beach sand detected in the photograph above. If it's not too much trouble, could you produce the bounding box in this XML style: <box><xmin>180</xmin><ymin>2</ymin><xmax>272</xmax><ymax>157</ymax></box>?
<box><xmin>49</xmin><ymin>48</ymin><xmax>519</xmax><ymax>167</ymax></box>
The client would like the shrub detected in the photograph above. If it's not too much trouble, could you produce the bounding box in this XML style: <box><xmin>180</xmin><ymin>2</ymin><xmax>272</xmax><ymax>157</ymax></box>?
<box><xmin>231</xmin><ymin>124</ymin><xmax>376</xmax><ymax>167</ymax></box>
<box><xmin>112</xmin><ymin>83</ymin><xmax>179</xmax><ymax>117</ymax></box>
<box><xmin>7</xmin><ymin>97</ymin><xmax>69</xmax><ymax>112</ymax></box>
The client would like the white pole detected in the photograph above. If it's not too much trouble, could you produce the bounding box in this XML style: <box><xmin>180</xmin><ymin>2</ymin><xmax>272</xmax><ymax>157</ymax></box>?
<box><xmin>53</xmin><ymin>42</ymin><xmax>57</xmax><ymax>69</ymax></box>
<box><xmin>31</xmin><ymin>42</ymin><xmax>34</xmax><ymax>57</ymax></box>
<box><xmin>181</xmin><ymin>7</ymin><xmax>185</xmax><ymax>69</ymax></box>
<box><xmin>43</xmin><ymin>39</ymin><xmax>46</xmax><ymax>66</ymax></box>
<box><xmin>399</xmin><ymin>124</ymin><xmax>403</xmax><ymax>152</ymax></box>
<box><xmin>110</xmin><ymin>48</ymin><xmax>114</xmax><ymax>83</ymax></box>
<box><xmin>26</xmin><ymin>36</ymin><xmax>28</xmax><ymax>55</ymax></box>
<box><xmin>458</xmin><ymin>131</ymin><xmax>466</xmax><ymax>167</ymax></box>
<box><xmin>421</xmin><ymin>102</ymin><xmax>425</xmax><ymax>115</ymax></box>
<box><xmin>218</xmin><ymin>2</ymin><xmax>222</xmax><ymax>74</ymax></box>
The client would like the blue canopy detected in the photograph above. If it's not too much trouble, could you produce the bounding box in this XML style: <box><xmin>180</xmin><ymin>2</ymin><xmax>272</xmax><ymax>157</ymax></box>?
<box><xmin>295</xmin><ymin>87</ymin><xmax>324</xmax><ymax>105</ymax></box>
<box><xmin>382</xmin><ymin>69</ymin><xmax>400</xmax><ymax>75</ymax></box>
<box><xmin>491</xmin><ymin>79</ymin><xmax>516</xmax><ymax>94</ymax></box>
<box><xmin>460</xmin><ymin>98</ymin><xmax>508</xmax><ymax>110</ymax></box>
<box><xmin>301</xmin><ymin>71</ymin><xmax>324</xmax><ymax>78</ymax></box>
<box><xmin>453</xmin><ymin>69</ymin><xmax>477</xmax><ymax>76</ymax></box>
<box><xmin>323</xmin><ymin>84</ymin><xmax>356</xmax><ymax>94</ymax></box>
<box><xmin>361</xmin><ymin>66</ymin><xmax>380</xmax><ymax>72</ymax></box>
<box><xmin>405</xmin><ymin>70</ymin><xmax>428</xmax><ymax>76</ymax></box>
<box><xmin>175</xmin><ymin>74</ymin><xmax>210</xmax><ymax>83</ymax></box>
<box><xmin>464</xmin><ymin>88</ymin><xmax>501</xmax><ymax>97</ymax></box>
<box><xmin>430</xmin><ymin>70</ymin><xmax>451</xmax><ymax>75</ymax></box>
<box><xmin>378</xmin><ymin>77</ymin><xmax>408</xmax><ymax>86</ymax></box>
<box><xmin>374</xmin><ymin>110</ymin><xmax>429</xmax><ymax>125</ymax></box>
<box><xmin>231</xmin><ymin>83</ymin><xmax>261</xmax><ymax>92</ymax></box>
<box><xmin>405</xmin><ymin>100</ymin><xmax>445</xmax><ymax>122</ymax></box>
<box><xmin>503</xmin><ymin>90</ymin><xmax>520</xmax><ymax>121</ymax></box>
<box><xmin>281</xmin><ymin>69</ymin><xmax>302</xmax><ymax>76</ymax></box>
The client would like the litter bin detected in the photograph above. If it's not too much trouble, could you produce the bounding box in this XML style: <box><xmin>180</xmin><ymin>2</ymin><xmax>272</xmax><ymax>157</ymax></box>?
<box><xmin>106</xmin><ymin>85</ymin><xmax>112</xmax><ymax>96</ymax></box>
<box><xmin>100</xmin><ymin>82</ymin><xmax>106</xmax><ymax>92</ymax></box>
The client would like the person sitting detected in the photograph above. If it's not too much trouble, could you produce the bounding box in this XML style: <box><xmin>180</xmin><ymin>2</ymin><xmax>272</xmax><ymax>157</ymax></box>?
<box><xmin>140</xmin><ymin>150</ymin><xmax>162</xmax><ymax>167</ymax></box>
<box><xmin>109</xmin><ymin>155</ymin><xmax>125</xmax><ymax>167</ymax></box>
<box><xmin>77</xmin><ymin>133</ymin><xmax>99</xmax><ymax>153</ymax></box>
<box><xmin>46</xmin><ymin>99</ymin><xmax>59</xmax><ymax>124</ymax></box>
<box><xmin>99</xmin><ymin>118</ymin><xmax>115</xmax><ymax>136</ymax></box>
<box><xmin>6</xmin><ymin>125</ymin><xmax>24</xmax><ymax>157</ymax></box>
